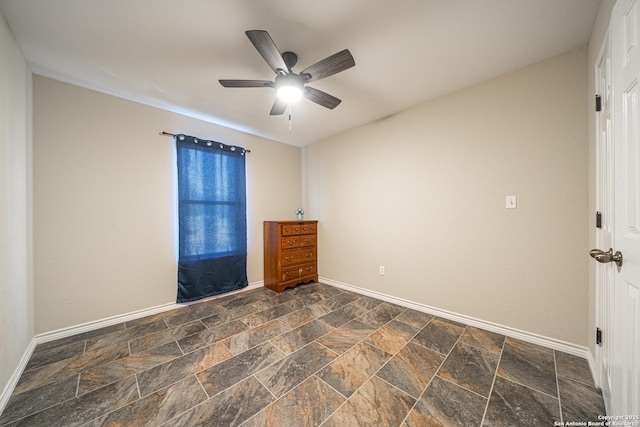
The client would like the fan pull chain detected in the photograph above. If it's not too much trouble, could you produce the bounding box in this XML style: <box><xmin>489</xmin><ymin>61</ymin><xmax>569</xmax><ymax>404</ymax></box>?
<box><xmin>288</xmin><ymin>103</ymin><xmax>293</xmax><ymax>133</ymax></box>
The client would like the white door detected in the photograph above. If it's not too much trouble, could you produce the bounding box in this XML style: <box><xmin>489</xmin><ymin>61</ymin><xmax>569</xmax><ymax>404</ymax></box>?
<box><xmin>612</xmin><ymin>0</ymin><xmax>640</xmax><ymax>415</ymax></box>
<box><xmin>595</xmin><ymin>29</ymin><xmax>614</xmax><ymax>411</ymax></box>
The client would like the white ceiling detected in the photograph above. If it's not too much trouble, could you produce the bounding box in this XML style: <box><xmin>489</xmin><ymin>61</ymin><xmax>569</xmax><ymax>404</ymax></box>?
<box><xmin>0</xmin><ymin>0</ymin><xmax>600</xmax><ymax>146</ymax></box>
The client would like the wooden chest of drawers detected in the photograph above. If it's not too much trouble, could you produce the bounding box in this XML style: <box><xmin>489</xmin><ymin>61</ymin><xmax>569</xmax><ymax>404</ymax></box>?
<box><xmin>264</xmin><ymin>220</ymin><xmax>318</xmax><ymax>293</ymax></box>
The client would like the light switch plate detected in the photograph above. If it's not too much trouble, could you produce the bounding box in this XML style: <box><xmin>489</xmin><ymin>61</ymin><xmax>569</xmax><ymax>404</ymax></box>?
<box><xmin>506</xmin><ymin>195</ymin><xmax>517</xmax><ymax>209</ymax></box>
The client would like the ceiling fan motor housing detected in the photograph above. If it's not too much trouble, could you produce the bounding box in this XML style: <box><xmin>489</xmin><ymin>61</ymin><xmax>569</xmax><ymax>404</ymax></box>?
<box><xmin>281</xmin><ymin>51</ymin><xmax>298</xmax><ymax>70</ymax></box>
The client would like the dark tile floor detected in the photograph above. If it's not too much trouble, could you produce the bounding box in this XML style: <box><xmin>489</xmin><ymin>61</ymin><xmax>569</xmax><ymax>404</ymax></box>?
<box><xmin>0</xmin><ymin>282</ymin><xmax>606</xmax><ymax>426</ymax></box>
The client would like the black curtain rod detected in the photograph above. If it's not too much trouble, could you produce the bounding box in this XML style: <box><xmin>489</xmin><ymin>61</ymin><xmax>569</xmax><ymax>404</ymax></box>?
<box><xmin>160</xmin><ymin>131</ymin><xmax>250</xmax><ymax>153</ymax></box>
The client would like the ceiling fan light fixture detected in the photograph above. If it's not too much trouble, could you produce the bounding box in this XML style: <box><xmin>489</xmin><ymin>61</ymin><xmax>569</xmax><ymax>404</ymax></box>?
<box><xmin>277</xmin><ymin>84</ymin><xmax>303</xmax><ymax>103</ymax></box>
<box><xmin>275</xmin><ymin>73</ymin><xmax>304</xmax><ymax>103</ymax></box>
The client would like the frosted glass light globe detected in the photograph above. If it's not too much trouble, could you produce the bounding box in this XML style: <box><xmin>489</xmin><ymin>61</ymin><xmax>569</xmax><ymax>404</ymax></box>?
<box><xmin>277</xmin><ymin>85</ymin><xmax>303</xmax><ymax>103</ymax></box>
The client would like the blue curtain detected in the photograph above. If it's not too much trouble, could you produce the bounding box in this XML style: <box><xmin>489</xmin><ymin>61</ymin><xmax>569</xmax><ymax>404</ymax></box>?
<box><xmin>175</xmin><ymin>135</ymin><xmax>248</xmax><ymax>303</ymax></box>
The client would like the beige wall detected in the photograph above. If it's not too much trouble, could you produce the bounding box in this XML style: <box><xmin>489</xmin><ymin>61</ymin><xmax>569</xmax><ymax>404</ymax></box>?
<box><xmin>304</xmin><ymin>48</ymin><xmax>589</xmax><ymax>345</ymax></box>
<box><xmin>33</xmin><ymin>76</ymin><xmax>301</xmax><ymax>333</ymax></box>
<box><xmin>0</xmin><ymin>13</ymin><xmax>32</xmax><ymax>399</ymax></box>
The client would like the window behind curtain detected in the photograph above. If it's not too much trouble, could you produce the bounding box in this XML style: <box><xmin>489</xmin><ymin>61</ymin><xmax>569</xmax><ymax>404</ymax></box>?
<box><xmin>176</xmin><ymin>135</ymin><xmax>247</xmax><ymax>303</ymax></box>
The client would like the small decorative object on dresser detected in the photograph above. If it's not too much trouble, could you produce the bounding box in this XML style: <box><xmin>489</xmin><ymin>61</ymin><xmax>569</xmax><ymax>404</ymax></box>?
<box><xmin>264</xmin><ymin>220</ymin><xmax>318</xmax><ymax>292</ymax></box>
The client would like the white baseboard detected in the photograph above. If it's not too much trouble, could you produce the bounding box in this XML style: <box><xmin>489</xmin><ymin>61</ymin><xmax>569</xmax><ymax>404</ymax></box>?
<box><xmin>586</xmin><ymin>349</ymin><xmax>598</xmax><ymax>389</ymax></box>
<box><xmin>35</xmin><ymin>302</ymin><xmax>181</xmax><ymax>345</ymax></box>
<box><xmin>0</xmin><ymin>338</ymin><xmax>36</xmax><ymax>416</ymax></box>
<box><xmin>35</xmin><ymin>281</ymin><xmax>264</xmax><ymax>345</ymax></box>
<box><xmin>320</xmin><ymin>277</ymin><xmax>591</xmax><ymax>360</ymax></box>
<box><xmin>1</xmin><ymin>281</ymin><xmax>264</xmax><ymax>415</ymax></box>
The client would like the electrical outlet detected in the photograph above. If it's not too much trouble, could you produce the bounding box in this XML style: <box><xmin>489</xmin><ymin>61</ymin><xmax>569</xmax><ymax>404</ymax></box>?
<box><xmin>379</xmin><ymin>265</ymin><xmax>385</xmax><ymax>275</ymax></box>
<box><xmin>506</xmin><ymin>195</ymin><xmax>517</xmax><ymax>209</ymax></box>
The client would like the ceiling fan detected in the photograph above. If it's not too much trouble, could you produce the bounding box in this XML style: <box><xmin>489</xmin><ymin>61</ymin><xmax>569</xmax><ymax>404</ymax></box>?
<box><xmin>219</xmin><ymin>30</ymin><xmax>355</xmax><ymax>115</ymax></box>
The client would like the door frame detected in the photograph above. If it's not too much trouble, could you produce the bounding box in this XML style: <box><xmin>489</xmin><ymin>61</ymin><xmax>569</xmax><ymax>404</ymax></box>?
<box><xmin>594</xmin><ymin>27</ymin><xmax>614</xmax><ymax>414</ymax></box>
<box><xmin>593</xmin><ymin>0</ymin><xmax>640</xmax><ymax>414</ymax></box>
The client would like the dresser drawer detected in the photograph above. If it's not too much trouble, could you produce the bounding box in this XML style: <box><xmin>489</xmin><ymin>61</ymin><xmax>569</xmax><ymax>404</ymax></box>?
<box><xmin>299</xmin><ymin>223</ymin><xmax>317</xmax><ymax>234</ymax></box>
<box><xmin>281</xmin><ymin>234</ymin><xmax>316</xmax><ymax>249</ymax></box>
<box><xmin>281</xmin><ymin>262</ymin><xmax>317</xmax><ymax>282</ymax></box>
<box><xmin>281</xmin><ymin>236</ymin><xmax>299</xmax><ymax>249</ymax></box>
<box><xmin>281</xmin><ymin>224</ymin><xmax>301</xmax><ymax>236</ymax></box>
<box><xmin>281</xmin><ymin>222</ymin><xmax>317</xmax><ymax>236</ymax></box>
<box><xmin>281</xmin><ymin>248</ymin><xmax>316</xmax><ymax>266</ymax></box>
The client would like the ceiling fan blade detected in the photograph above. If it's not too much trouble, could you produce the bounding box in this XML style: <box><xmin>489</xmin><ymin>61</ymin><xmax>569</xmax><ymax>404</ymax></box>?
<box><xmin>304</xmin><ymin>86</ymin><xmax>342</xmax><ymax>109</ymax></box>
<box><xmin>245</xmin><ymin>30</ymin><xmax>288</xmax><ymax>74</ymax></box>
<box><xmin>219</xmin><ymin>79</ymin><xmax>273</xmax><ymax>88</ymax></box>
<box><xmin>300</xmin><ymin>49</ymin><xmax>355</xmax><ymax>82</ymax></box>
<box><xmin>270</xmin><ymin>98</ymin><xmax>287</xmax><ymax>115</ymax></box>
